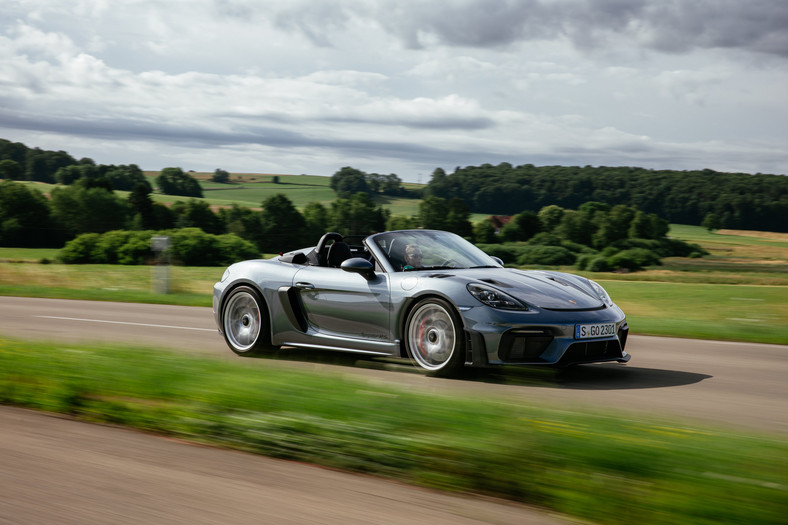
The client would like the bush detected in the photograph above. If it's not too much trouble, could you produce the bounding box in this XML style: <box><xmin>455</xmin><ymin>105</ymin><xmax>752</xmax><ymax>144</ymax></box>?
<box><xmin>612</xmin><ymin>237</ymin><xmax>704</xmax><ymax>258</ymax></box>
<box><xmin>58</xmin><ymin>229</ymin><xmax>259</xmax><ymax>266</ymax></box>
<box><xmin>575</xmin><ymin>253</ymin><xmax>595</xmax><ymax>271</ymax></box>
<box><xmin>586</xmin><ymin>257</ymin><xmax>610</xmax><ymax>272</ymax></box>
<box><xmin>58</xmin><ymin>233</ymin><xmax>102</xmax><ymax>263</ymax></box>
<box><xmin>607</xmin><ymin>248</ymin><xmax>661</xmax><ymax>271</ymax></box>
<box><xmin>516</xmin><ymin>245</ymin><xmax>576</xmax><ymax>266</ymax></box>
<box><xmin>216</xmin><ymin>234</ymin><xmax>261</xmax><ymax>263</ymax></box>
<box><xmin>91</xmin><ymin>230</ymin><xmax>133</xmax><ymax>264</ymax></box>
<box><xmin>527</xmin><ymin>232</ymin><xmax>561</xmax><ymax>246</ymax></box>
<box><xmin>117</xmin><ymin>231</ymin><xmax>156</xmax><ymax>265</ymax></box>
<box><xmin>560</xmin><ymin>240</ymin><xmax>597</xmax><ymax>255</ymax></box>
<box><xmin>477</xmin><ymin>243</ymin><xmax>520</xmax><ymax>264</ymax></box>
<box><xmin>168</xmin><ymin>228</ymin><xmax>221</xmax><ymax>266</ymax></box>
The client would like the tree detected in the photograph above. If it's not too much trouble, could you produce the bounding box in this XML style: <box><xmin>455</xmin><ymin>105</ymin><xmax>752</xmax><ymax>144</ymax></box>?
<box><xmin>538</xmin><ymin>205</ymin><xmax>565</xmax><ymax>232</ymax></box>
<box><xmin>105</xmin><ymin>164</ymin><xmax>150</xmax><ymax>192</ymax></box>
<box><xmin>0</xmin><ymin>181</ymin><xmax>60</xmax><ymax>246</ymax></box>
<box><xmin>387</xmin><ymin>215</ymin><xmax>420</xmax><ymax>231</ymax></box>
<box><xmin>0</xmin><ymin>139</ymin><xmax>27</xmax><ymax>164</ymax></box>
<box><xmin>330</xmin><ymin>193</ymin><xmax>388</xmax><ymax>237</ymax></box>
<box><xmin>500</xmin><ymin>211</ymin><xmax>541</xmax><ymax>242</ymax></box>
<box><xmin>473</xmin><ymin>218</ymin><xmax>498</xmax><ymax>244</ymax></box>
<box><xmin>156</xmin><ymin>167</ymin><xmax>203</xmax><ymax>197</ymax></box>
<box><xmin>55</xmin><ymin>164</ymin><xmax>94</xmax><ymax>185</ymax></box>
<box><xmin>558</xmin><ymin>210</ymin><xmax>596</xmax><ymax>246</ymax></box>
<box><xmin>127</xmin><ymin>183</ymin><xmax>155</xmax><ymax>230</ymax></box>
<box><xmin>212</xmin><ymin>169</ymin><xmax>230</xmax><ymax>183</ymax></box>
<box><xmin>172</xmin><ymin>199</ymin><xmax>224</xmax><ymax>234</ymax></box>
<box><xmin>330</xmin><ymin>166</ymin><xmax>370</xmax><ymax>197</ymax></box>
<box><xmin>702</xmin><ymin>212</ymin><xmax>722</xmax><ymax>231</ymax></box>
<box><xmin>259</xmin><ymin>194</ymin><xmax>307</xmax><ymax>253</ymax></box>
<box><xmin>219</xmin><ymin>204</ymin><xmax>263</xmax><ymax>246</ymax></box>
<box><xmin>592</xmin><ymin>205</ymin><xmax>635</xmax><ymax>249</ymax></box>
<box><xmin>24</xmin><ymin>148</ymin><xmax>76</xmax><ymax>183</ymax></box>
<box><xmin>303</xmin><ymin>201</ymin><xmax>328</xmax><ymax>241</ymax></box>
<box><xmin>419</xmin><ymin>195</ymin><xmax>449</xmax><ymax>230</ymax></box>
<box><xmin>445</xmin><ymin>197</ymin><xmax>473</xmax><ymax>238</ymax></box>
<box><xmin>380</xmin><ymin>173</ymin><xmax>402</xmax><ymax>195</ymax></box>
<box><xmin>50</xmin><ymin>185</ymin><xmax>129</xmax><ymax>237</ymax></box>
<box><xmin>0</xmin><ymin>159</ymin><xmax>23</xmax><ymax>180</ymax></box>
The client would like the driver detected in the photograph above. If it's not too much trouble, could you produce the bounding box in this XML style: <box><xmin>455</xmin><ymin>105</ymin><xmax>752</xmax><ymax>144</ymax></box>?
<box><xmin>403</xmin><ymin>244</ymin><xmax>423</xmax><ymax>270</ymax></box>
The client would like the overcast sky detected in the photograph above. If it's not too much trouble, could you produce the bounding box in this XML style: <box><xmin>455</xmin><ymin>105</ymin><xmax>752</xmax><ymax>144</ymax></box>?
<box><xmin>1</xmin><ymin>0</ymin><xmax>787</xmax><ymax>181</ymax></box>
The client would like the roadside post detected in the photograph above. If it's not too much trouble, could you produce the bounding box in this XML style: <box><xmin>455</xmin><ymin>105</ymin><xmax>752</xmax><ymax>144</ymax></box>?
<box><xmin>151</xmin><ymin>236</ymin><xmax>170</xmax><ymax>294</ymax></box>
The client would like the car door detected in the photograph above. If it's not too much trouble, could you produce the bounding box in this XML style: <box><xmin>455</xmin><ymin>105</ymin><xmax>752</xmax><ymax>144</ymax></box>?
<box><xmin>291</xmin><ymin>265</ymin><xmax>392</xmax><ymax>349</ymax></box>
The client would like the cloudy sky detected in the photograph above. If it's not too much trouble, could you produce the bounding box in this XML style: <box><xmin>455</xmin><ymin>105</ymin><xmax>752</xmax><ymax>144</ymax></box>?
<box><xmin>1</xmin><ymin>0</ymin><xmax>787</xmax><ymax>181</ymax></box>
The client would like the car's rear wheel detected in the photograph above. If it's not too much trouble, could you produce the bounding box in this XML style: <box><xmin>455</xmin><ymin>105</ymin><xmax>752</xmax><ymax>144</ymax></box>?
<box><xmin>405</xmin><ymin>297</ymin><xmax>465</xmax><ymax>377</ymax></box>
<box><xmin>222</xmin><ymin>286</ymin><xmax>271</xmax><ymax>355</ymax></box>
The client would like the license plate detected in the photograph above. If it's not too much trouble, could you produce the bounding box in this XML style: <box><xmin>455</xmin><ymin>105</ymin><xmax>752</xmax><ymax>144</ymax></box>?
<box><xmin>575</xmin><ymin>322</ymin><xmax>616</xmax><ymax>339</ymax></box>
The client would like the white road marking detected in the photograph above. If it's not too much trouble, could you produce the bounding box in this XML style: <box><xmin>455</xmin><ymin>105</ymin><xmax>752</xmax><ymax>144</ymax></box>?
<box><xmin>36</xmin><ymin>315</ymin><xmax>216</xmax><ymax>332</ymax></box>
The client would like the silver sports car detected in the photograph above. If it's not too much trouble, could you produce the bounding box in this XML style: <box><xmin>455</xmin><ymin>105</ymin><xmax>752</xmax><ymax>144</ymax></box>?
<box><xmin>213</xmin><ymin>229</ymin><xmax>629</xmax><ymax>377</ymax></box>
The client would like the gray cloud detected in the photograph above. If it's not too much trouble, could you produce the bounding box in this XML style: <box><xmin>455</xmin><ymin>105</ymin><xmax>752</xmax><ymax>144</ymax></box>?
<box><xmin>0</xmin><ymin>108</ymin><xmax>487</xmax><ymax>167</ymax></box>
<box><xmin>1</xmin><ymin>0</ymin><xmax>786</xmax><ymax>179</ymax></box>
<box><xmin>284</xmin><ymin>0</ymin><xmax>788</xmax><ymax>58</ymax></box>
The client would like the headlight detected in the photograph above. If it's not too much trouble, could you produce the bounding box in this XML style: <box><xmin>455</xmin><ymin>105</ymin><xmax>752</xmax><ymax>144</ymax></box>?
<box><xmin>589</xmin><ymin>280</ymin><xmax>614</xmax><ymax>307</ymax></box>
<box><xmin>467</xmin><ymin>283</ymin><xmax>528</xmax><ymax>310</ymax></box>
<box><xmin>220</xmin><ymin>268</ymin><xmax>231</xmax><ymax>282</ymax></box>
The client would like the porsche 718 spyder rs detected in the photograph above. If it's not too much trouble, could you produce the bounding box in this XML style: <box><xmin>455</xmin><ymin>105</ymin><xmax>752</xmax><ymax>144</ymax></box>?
<box><xmin>213</xmin><ymin>229</ymin><xmax>629</xmax><ymax>377</ymax></box>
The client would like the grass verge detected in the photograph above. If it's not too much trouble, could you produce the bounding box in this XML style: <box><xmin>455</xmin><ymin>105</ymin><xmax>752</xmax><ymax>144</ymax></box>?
<box><xmin>1</xmin><ymin>336</ymin><xmax>785</xmax><ymax>525</ymax></box>
<box><xmin>601</xmin><ymin>280</ymin><xmax>788</xmax><ymax>345</ymax></box>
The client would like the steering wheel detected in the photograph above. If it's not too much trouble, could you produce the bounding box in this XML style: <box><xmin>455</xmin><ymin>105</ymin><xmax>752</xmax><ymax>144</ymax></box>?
<box><xmin>315</xmin><ymin>232</ymin><xmax>343</xmax><ymax>266</ymax></box>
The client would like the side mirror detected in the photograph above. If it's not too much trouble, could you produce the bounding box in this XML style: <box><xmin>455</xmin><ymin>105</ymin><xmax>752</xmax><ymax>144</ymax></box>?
<box><xmin>490</xmin><ymin>256</ymin><xmax>504</xmax><ymax>267</ymax></box>
<box><xmin>340</xmin><ymin>257</ymin><xmax>376</xmax><ymax>280</ymax></box>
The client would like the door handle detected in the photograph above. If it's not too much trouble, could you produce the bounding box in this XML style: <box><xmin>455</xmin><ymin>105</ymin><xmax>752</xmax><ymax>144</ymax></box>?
<box><xmin>295</xmin><ymin>282</ymin><xmax>315</xmax><ymax>290</ymax></box>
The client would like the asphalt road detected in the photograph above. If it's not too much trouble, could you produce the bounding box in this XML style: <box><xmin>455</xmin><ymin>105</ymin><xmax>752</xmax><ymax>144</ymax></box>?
<box><xmin>1</xmin><ymin>296</ymin><xmax>786</xmax><ymax>524</ymax></box>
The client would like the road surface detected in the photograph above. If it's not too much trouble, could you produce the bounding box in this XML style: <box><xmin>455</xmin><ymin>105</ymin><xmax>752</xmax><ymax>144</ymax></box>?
<box><xmin>1</xmin><ymin>296</ymin><xmax>785</xmax><ymax>433</ymax></box>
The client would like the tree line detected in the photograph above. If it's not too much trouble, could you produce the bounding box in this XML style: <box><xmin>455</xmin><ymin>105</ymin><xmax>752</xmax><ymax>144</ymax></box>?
<box><xmin>425</xmin><ymin>163</ymin><xmax>788</xmax><ymax>233</ymax></box>
<box><xmin>1</xmin><ymin>138</ymin><xmax>703</xmax><ymax>270</ymax></box>
<box><xmin>0</xmin><ymin>139</ymin><xmax>203</xmax><ymax>198</ymax></box>
<box><xmin>0</xmin><ymin>176</ymin><xmax>391</xmax><ymax>260</ymax></box>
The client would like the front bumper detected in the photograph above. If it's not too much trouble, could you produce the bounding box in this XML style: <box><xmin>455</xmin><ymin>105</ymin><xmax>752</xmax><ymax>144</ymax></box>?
<box><xmin>459</xmin><ymin>305</ymin><xmax>629</xmax><ymax>367</ymax></box>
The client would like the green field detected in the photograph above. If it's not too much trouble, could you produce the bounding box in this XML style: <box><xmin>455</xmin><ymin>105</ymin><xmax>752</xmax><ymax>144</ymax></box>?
<box><xmin>23</xmin><ymin>173</ymin><xmax>425</xmax><ymax>216</ymax></box>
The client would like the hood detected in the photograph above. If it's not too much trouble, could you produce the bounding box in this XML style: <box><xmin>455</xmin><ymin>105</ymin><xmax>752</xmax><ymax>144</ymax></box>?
<box><xmin>436</xmin><ymin>268</ymin><xmax>604</xmax><ymax>310</ymax></box>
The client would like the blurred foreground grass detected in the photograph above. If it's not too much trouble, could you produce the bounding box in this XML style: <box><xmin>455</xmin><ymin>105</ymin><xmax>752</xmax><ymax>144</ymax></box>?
<box><xmin>0</xmin><ymin>337</ymin><xmax>784</xmax><ymax>525</ymax></box>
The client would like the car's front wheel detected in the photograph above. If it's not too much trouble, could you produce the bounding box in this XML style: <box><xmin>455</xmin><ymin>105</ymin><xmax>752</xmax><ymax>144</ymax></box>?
<box><xmin>222</xmin><ymin>286</ymin><xmax>272</xmax><ymax>356</ymax></box>
<box><xmin>405</xmin><ymin>297</ymin><xmax>465</xmax><ymax>377</ymax></box>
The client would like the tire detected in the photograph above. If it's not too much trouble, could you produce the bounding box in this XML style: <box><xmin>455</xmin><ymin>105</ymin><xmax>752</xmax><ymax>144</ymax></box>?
<box><xmin>221</xmin><ymin>285</ymin><xmax>272</xmax><ymax>356</ymax></box>
<box><xmin>405</xmin><ymin>297</ymin><xmax>465</xmax><ymax>377</ymax></box>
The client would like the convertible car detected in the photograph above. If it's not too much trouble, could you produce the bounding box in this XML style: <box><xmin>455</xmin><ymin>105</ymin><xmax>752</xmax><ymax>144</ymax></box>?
<box><xmin>213</xmin><ymin>229</ymin><xmax>629</xmax><ymax>376</ymax></box>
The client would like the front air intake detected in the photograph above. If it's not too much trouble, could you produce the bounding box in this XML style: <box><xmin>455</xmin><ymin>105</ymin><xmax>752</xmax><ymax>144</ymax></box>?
<box><xmin>499</xmin><ymin>329</ymin><xmax>553</xmax><ymax>362</ymax></box>
<box><xmin>558</xmin><ymin>339</ymin><xmax>624</xmax><ymax>365</ymax></box>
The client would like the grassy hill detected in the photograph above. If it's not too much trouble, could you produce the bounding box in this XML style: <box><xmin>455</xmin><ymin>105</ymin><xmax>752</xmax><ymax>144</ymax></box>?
<box><xmin>140</xmin><ymin>171</ymin><xmax>425</xmax><ymax>217</ymax></box>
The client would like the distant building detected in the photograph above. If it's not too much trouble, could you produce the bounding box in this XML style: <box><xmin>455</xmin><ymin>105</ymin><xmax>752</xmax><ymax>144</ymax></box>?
<box><xmin>489</xmin><ymin>215</ymin><xmax>512</xmax><ymax>234</ymax></box>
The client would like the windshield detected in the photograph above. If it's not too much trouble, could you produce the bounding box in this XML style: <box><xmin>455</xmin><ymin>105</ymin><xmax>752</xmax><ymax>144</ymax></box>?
<box><xmin>369</xmin><ymin>230</ymin><xmax>499</xmax><ymax>272</ymax></box>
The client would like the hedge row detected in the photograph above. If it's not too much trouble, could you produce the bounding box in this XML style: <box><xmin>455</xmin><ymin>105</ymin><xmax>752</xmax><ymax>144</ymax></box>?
<box><xmin>479</xmin><ymin>236</ymin><xmax>705</xmax><ymax>272</ymax></box>
<box><xmin>59</xmin><ymin>228</ymin><xmax>260</xmax><ymax>267</ymax></box>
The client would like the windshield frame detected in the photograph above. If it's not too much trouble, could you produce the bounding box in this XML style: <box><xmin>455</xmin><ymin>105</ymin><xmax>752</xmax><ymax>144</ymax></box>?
<box><xmin>365</xmin><ymin>230</ymin><xmax>500</xmax><ymax>273</ymax></box>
